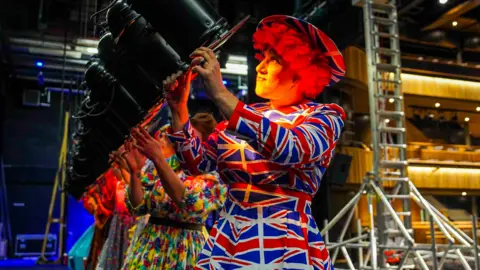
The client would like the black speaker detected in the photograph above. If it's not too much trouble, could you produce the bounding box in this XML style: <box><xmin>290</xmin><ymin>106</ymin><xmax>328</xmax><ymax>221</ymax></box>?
<box><xmin>323</xmin><ymin>153</ymin><xmax>352</xmax><ymax>186</ymax></box>
<box><xmin>312</xmin><ymin>153</ymin><xmax>352</xmax><ymax>228</ymax></box>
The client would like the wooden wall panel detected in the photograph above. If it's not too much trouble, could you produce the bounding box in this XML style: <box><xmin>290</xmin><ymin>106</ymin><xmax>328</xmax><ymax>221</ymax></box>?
<box><xmin>342</xmin><ymin>46</ymin><xmax>480</xmax><ymax>102</ymax></box>
<box><xmin>339</xmin><ymin>147</ymin><xmax>480</xmax><ymax>190</ymax></box>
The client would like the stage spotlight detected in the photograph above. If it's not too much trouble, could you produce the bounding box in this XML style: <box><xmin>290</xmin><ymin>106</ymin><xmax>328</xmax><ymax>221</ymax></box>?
<box><xmin>106</xmin><ymin>2</ymin><xmax>189</xmax><ymax>85</ymax></box>
<box><xmin>126</xmin><ymin>0</ymin><xmax>230</xmax><ymax>60</ymax></box>
<box><xmin>96</xmin><ymin>32</ymin><xmax>164</xmax><ymax>109</ymax></box>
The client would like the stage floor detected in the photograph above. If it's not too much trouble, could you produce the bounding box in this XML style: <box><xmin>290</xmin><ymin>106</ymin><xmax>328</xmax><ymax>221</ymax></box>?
<box><xmin>0</xmin><ymin>259</ymin><xmax>68</xmax><ymax>269</ymax></box>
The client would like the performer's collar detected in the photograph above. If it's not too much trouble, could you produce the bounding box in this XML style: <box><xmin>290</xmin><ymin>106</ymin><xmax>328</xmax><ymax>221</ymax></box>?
<box><xmin>269</xmin><ymin>98</ymin><xmax>312</xmax><ymax>111</ymax></box>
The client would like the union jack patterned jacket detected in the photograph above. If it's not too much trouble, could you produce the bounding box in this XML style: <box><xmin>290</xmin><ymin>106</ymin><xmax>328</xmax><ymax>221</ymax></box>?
<box><xmin>168</xmin><ymin>101</ymin><xmax>345</xmax><ymax>270</ymax></box>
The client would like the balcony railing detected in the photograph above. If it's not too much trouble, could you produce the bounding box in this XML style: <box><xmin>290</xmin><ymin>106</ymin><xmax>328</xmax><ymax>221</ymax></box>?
<box><xmin>338</xmin><ymin>144</ymin><xmax>480</xmax><ymax>190</ymax></box>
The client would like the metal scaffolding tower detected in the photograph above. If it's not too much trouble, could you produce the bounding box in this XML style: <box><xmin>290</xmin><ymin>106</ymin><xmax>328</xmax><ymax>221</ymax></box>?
<box><xmin>362</xmin><ymin>0</ymin><xmax>410</xmax><ymax>263</ymax></box>
<box><xmin>321</xmin><ymin>1</ymin><xmax>479</xmax><ymax>269</ymax></box>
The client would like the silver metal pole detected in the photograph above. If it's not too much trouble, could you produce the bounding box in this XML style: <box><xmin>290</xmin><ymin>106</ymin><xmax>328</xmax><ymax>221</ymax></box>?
<box><xmin>332</xmin><ymin>197</ymin><xmax>359</xmax><ymax>262</ymax></box>
<box><xmin>456</xmin><ymin>249</ymin><xmax>473</xmax><ymax>270</ymax></box>
<box><xmin>396</xmin><ymin>247</ymin><xmax>411</xmax><ymax>270</ymax></box>
<box><xmin>324</xmin><ymin>219</ymin><xmax>330</xmax><ymax>244</ymax></box>
<box><xmin>321</xmin><ymin>183</ymin><xmax>365</xmax><ymax>235</ymax></box>
<box><xmin>329</xmin><ymin>235</ymin><xmax>368</xmax><ymax>250</ymax></box>
<box><xmin>368</xmin><ymin>195</ymin><xmax>377</xmax><ymax>270</ymax></box>
<box><xmin>430</xmin><ymin>215</ymin><xmax>439</xmax><ymax>270</ymax></box>
<box><xmin>370</xmin><ymin>180</ymin><xmax>414</xmax><ymax>245</ymax></box>
<box><xmin>358</xmin><ymin>219</ymin><xmax>364</xmax><ymax>268</ymax></box>
<box><xmin>429</xmin><ymin>201</ymin><xmax>474</xmax><ymax>244</ymax></box>
<box><xmin>410</xmin><ymin>185</ymin><xmax>455</xmax><ymax>244</ymax></box>
<box><xmin>438</xmin><ymin>243</ymin><xmax>453</xmax><ymax>270</ymax></box>
<box><xmin>341</xmin><ymin>247</ymin><xmax>356</xmax><ymax>270</ymax></box>
<box><xmin>364</xmin><ymin>248</ymin><xmax>372</xmax><ymax>269</ymax></box>
<box><xmin>413</xmin><ymin>250</ymin><xmax>430</xmax><ymax>270</ymax></box>
<box><xmin>472</xmin><ymin>199</ymin><xmax>479</xmax><ymax>270</ymax></box>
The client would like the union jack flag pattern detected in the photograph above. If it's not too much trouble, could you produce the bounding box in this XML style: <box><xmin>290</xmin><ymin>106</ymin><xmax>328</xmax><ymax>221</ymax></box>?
<box><xmin>168</xmin><ymin>101</ymin><xmax>345</xmax><ymax>269</ymax></box>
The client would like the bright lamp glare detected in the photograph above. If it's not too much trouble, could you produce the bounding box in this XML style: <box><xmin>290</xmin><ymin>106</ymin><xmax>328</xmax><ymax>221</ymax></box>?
<box><xmin>439</xmin><ymin>0</ymin><xmax>448</xmax><ymax>4</ymax></box>
<box><xmin>36</xmin><ymin>61</ymin><xmax>44</xmax><ymax>67</ymax></box>
<box><xmin>87</xmin><ymin>48</ymin><xmax>98</xmax><ymax>54</ymax></box>
<box><xmin>225</xmin><ymin>63</ymin><xmax>248</xmax><ymax>71</ymax></box>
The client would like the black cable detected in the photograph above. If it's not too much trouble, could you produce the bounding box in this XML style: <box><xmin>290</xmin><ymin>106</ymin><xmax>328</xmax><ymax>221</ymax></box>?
<box><xmin>89</xmin><ymin>0</ymin><xmax>119</xmax><ymax>21</ymax></box>
<box><xmin>85</xmin><ymin>85</ymin><xmax>116</xmax><ymax>117</ymax></box>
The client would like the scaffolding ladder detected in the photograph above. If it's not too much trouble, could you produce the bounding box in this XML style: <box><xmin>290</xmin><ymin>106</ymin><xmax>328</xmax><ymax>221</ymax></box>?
<box><xmin>362</xmin><ymin>0</ymin><xmax>411</xmax><ymax>266</ymax></box>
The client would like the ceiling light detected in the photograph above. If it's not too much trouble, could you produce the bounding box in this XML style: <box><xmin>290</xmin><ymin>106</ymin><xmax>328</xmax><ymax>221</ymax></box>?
<box><xmin>476</xmin><ymin>107</ymin><xmax>480</xmax><ymax>112</ymax></box>
<box><xmin>417</xmin><ymin>56</ymin><xmax>424</xmax><ymax>61</ymax></box>
<box><xmin>385</xmin><ymin>119</ymin><xmax>390</xmax><ymax>123</ymax></box>
<box><xmin>86</xmin><ymin>48</ymin><xmax>98</xmax><ymax>54</ymax></box>
<box><xmin>465</xmin><ymin>117</ymin><xmax>470</xmax><ymax>122</ymax></box>
<box><xmin>227</xmin><ymin>55</ymin><xmax>247</xmax><ymax>62</ymax></box>
<box><xmin>432</xmin><ymin>59</ymin><xmax>439</xmax><ymax>63</ymax></box>
<box><xmin>389</xmin><ymin>98</ymin><xmax>395</xmax><ymax>103</ymax></box>
<box><xmin>439</xmin><ymin>0</ymin><xmax>448</xmax><ymax>3</ymax></box>
<box><xmin>447</xmin><ymin>60</ymin><xmax>453</xmax><ymax>64</ymax></box>
<box><xmin>461</xmin><ymin>191</ymin><xmax>467</xmax><ymax>196</ymax></box>
<box><xmin>452</xmin><ymin>21</ymin><xmax>458</xmax><ymax>27</ymax></box>
<box><xmin>435</xmin><ymin>102</ymin><xmax>440</xmax><ymax>108</ymax></box>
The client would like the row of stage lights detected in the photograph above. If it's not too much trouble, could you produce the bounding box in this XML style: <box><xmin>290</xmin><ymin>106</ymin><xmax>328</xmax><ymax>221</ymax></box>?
<box><xmin>66</xmin><ymin>0</ymin><xmax>245</xmax><ymax>199</ymax></box>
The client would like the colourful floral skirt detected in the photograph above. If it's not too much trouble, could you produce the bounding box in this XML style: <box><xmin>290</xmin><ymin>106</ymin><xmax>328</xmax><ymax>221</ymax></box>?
<box><xmin>122</xmin><ymin>220</ymin><xmax>208</xmax><ymax>270</ymax></box>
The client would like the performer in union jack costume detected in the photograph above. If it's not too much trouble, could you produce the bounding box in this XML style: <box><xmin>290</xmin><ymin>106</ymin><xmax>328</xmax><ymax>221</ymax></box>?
<box><xmin>165</xmin><ymin>15</ymin><xmax>346</xmax><ymax>270</ymax></box>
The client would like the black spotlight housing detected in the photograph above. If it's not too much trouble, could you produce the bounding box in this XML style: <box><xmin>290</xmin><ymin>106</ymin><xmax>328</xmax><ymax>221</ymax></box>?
<box><xmin>97</xmin><ymin>32</ymin><xmax>163</xmax><ymax>109</ymax></box>
<box><xmin>128</xmin><ymin>0</ymin><xmax>230</xmax><ymax>60</ymax></box>
<box><xmin>106</xmin><ymin>2</ymin><xmax>189</xmax><ymax>86</ymax></box>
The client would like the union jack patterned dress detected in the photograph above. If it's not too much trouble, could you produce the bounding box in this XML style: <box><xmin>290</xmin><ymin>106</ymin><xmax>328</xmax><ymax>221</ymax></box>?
<box><xmin>168</xmin><ymin>101</ymin><xmax>345</xmax><ymax>270</ymax></box>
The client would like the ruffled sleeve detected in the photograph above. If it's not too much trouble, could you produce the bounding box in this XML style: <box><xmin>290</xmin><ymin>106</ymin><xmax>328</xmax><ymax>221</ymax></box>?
<box><xmin>179</xmin><ymin>171</ymin><xmax>227</xmax><ymax>219</ymax></box>
<box><xmin>124</xmin><ymin>161</ymin><xmax>156</xmax><ymax>216</ymax></box>
<box><xmin>167</xmin><ymin>121</ymin><xmax>224</xmax><ymax>176</ymax></box>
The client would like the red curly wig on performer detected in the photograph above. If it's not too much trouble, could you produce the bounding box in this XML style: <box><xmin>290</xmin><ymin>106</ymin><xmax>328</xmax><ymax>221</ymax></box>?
<box><xmin>253</xmin><ymin>22</ymin><xmax>332</xmax><ymax>99</ymax></box>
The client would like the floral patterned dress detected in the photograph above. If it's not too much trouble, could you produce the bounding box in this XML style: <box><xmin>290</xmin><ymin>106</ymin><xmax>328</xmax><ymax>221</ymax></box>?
<box><xmin>122</xmin><ymin>156</ymin><xmax>227</xmax><ymax>270</ymax></box>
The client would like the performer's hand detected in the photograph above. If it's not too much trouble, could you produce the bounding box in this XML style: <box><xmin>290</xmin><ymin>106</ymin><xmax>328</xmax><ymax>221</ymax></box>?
<box><xmin>163</xmin><ymin>70</ymin><xmax>192</xmax><ymax>111</ymax></box>
<box><xmin>191</xmin><ymin>47</ymin><xmax>226</xmax><ymax>99</ymax></box>
<box><xmin>131</xmin><ymin>127</ymin><xmax>165</xmax><ymax>164</ymax></box>
<box><xmin>123</xmin><ymin>139</ymin><xmax>146</xmax><ymax>173</ymax></box>
<box><xmin>111</xmin><ymin>167</ymin><xmax>123</xmax><ymax>180</ymax></box>
<box><xmin>109</xmin><ymin>150</ymin><xmax>129</xmax><ymax>172</ymax></box>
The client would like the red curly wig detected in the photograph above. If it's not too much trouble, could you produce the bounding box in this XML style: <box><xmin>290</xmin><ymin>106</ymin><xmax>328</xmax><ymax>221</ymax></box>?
<box><xmin>253</xmin><ymin>22</ymin><xmax>332</xmax><ymax>99</ymax></box>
